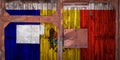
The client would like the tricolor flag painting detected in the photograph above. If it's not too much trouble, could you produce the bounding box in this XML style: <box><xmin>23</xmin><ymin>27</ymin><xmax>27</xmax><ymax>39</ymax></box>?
<box><xmin>63</xmin><ymin>3</ymin><xmax>116</xmax><ymax>60</ymax></box>
<box><xmin>4</xmin><ymin>2</ymin><xmax>116</xmax><ymax>60</ymax></box>
<box><xmin>5</xmin><ymin>1</ymin><xmax>57</xmax><ymax>16</ymax></box>
<box><xmin>5</xmin><ymin>22</ymin><xmax>58</xmax><ymax>60</ymax></box>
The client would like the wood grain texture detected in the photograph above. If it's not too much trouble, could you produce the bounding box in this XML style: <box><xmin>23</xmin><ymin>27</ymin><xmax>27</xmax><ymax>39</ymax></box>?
<box><xmin>40</xmin><ymin>23</ymin><xmax>58</xmax><ymax>60</ymax></box>
<box><xmin>80</xmin><ymin>10</ymin><xmax>116</xmax><ymax>60</ymax></box>
<box><xmin>5</xmin><ymin>0</ymin><xmax>57</xmax><ymax>2</ymax></box>
<box><xmin>62</xmin><ymin>10</ymin><xmax>81</xmax><ymax>60</ymax></box>
<box><xmin>63</xmin><ymin>0</ymin><xmax>114</xmax><ymax>2</ymax></box>
<box><xmin>0</xmin><ymin>0</ymin><xmax>119</xmax><ymax>60</ymax></box>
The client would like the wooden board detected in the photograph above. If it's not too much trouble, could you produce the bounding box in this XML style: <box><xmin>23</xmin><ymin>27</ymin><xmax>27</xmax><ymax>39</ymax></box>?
<box><xmin>62</xmin><ymin>9</ymin><xmax>81</xmax><ymax>60</ymax></box>
<box><xmin>80</xmin><ymin>10</ymin><xmax>116</xmax><ymax>60</ymax></box>
<box><xmin>40</xmin><ymin>23</ymin><xmax>58</xmax><ymax>60</ymax></box>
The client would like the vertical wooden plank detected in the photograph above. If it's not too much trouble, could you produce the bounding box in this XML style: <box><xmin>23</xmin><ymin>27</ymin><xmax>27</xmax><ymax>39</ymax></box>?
<box><xmin>118</xmin><ymin>1</ymin><xmax>120</xmax><ymax>60</ymax></box>
<box><xmin>0</xmin><ymin>0</ymin><xmax>2</xmax><ymax>15</ymax></box>
<box><xmin>1</xmin><ymin>24</ymin><xmax>4</xmax><ymax>60</ymax></box>
<box><xmin>0</xmin><ymin>0</ymin><xmax>1</xmax><ymax>15</ymax></box>
<box><xmin>62</xmin><ymin>9</ymin><xmax>80</xmax><ymax>60</ymax></box>
<box><xmin>40</xmin><ymin>23</ymin><xmax>58</xmax><ymax>60</ymax></box>
<box><xmin>105</xmin><ymin>10</ymin><xmax>115</xmax><ymax>60</ymax></box>
<box><xmin>80</xmin><ymin>10</ymin><xmax>91</xmax><ymax>60</ymax></box>
<box><xmin>94</xmin><ymin>10</ymin><xmax>101</xmax><ymax>60</ymax></box>
<box><xmin>115</xmin><ymin>0</ymin><xmax>119</xmax><ymax>60</ymax></box>
<box><xmin>94</xmin><ymin>10</ymin><xmax>115</xmax><ymax>60</ymax></box>
<box><xmin>80</xmin><ymin>10</ymin><xmax>116</xmax><ymax>60</ymax></box>
<box><xmin>0</xmin><ymin>22</ymin><xmax>3</xmax><ymax>60</ymax></box>
<box><xmin>1</xmin><ymin>0</ymin><xmax>5</xmax><ymax>16</ymax></box>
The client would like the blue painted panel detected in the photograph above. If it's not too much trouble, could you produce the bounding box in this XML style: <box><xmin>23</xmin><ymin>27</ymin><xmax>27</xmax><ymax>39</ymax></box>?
<box><xmin>6</xmin><ymin>10</ymin><xmax>40</xmax><ymax>15</ymax></box>
<box><xmin>4</xmin><ymin>22</ymin><xmax>40</xmax><ymax>60</ymax></box>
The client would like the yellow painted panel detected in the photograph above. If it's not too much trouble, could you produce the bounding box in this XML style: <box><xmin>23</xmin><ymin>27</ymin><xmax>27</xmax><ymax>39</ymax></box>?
<box><xmin>40</xmin><ymin>23</ymin><xmax>58</xmax><ymax>60</ymax></box>
<box><xmin>63</xmin><ymin>10</ymin><xmax>81</xmax><ymax>60</ymax></box>
<box><xmin>40</xmin><ymin>10</ymin><xmax>56</xmax><ymax>16</ymax></box>
<box><xmin>63</xmin><ymin>10</ymin><xmax>80</xmax><ymax>29</ymax></box>
<box><xmin>62</xmin><ymin>48</ymin><xmax>80</xmax><ymax>60</ymax></box>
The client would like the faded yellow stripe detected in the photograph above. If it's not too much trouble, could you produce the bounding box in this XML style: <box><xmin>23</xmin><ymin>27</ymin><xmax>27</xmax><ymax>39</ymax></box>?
<box><xmin>40</xmin><ymin>10</ymin><xmax>56</xmax><ymax>16</ymax></box>
<box><xmin>40</xmin><ymin>23</ymin><xmax>58</xmax><ymax>60</ymax></box>
<box><xmin>63</xmin><ymin>10</ymin><xmax>81</xmax><ymax>60</ymax></box>
<box><xmin>63</xmin><ymin>10</ymin><xmax>80</xmax><ymax>29</ymax></box>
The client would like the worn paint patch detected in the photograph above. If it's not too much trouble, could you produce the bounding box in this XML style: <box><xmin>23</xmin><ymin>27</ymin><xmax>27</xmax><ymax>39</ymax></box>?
<box><xmin>64</xmin><ymin>29</ymin><xmax>88</xmax><ymax>48</ymax></box>
<box><xmin>17</xmin><ymin>25</ymin><xmax>40</xmax><ymax>44</ymax></box>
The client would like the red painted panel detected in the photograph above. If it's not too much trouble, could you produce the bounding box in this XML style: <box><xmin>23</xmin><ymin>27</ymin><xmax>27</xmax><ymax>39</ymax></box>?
<box><xmin>80</xmin><ymin>10</ymin><xmax>116</xmax><ymax>60</ymax></box>
<box><xmin>80</xmin><ymin>10</ymin><xmax>92</xmax><ymax>60</ymax></box>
